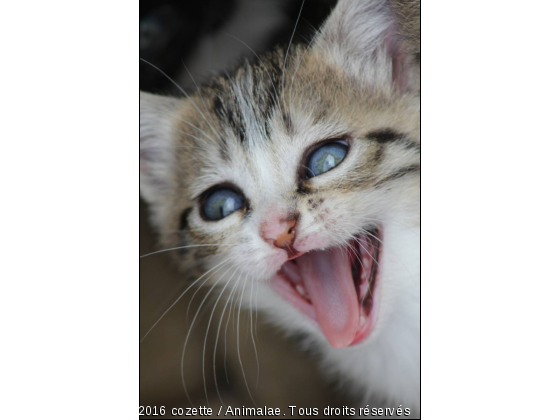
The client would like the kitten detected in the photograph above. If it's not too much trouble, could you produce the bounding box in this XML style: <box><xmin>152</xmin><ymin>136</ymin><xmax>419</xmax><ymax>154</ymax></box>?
<box><xmin>140</xmin><ymin>0</ymin><xmax>420</xmax><ymax>414</ymax></box>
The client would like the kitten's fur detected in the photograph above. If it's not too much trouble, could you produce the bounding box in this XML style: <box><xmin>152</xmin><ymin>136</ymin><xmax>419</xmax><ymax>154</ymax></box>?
<box><xmin>141</xmin><ymin>0</ymin><xmax>420</xmax><ymax>414</ymax></box>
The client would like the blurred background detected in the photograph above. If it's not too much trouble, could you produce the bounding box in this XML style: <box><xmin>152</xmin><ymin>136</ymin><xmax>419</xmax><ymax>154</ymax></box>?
<box><xmin>139</xmin><ymin>1</ymin><xmax>357</xmax><ymax>417</ymax></box>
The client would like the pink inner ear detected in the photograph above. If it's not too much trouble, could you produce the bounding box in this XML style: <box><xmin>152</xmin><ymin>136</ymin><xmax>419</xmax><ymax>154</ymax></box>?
<box><xmin>391</xmin><ymin>45</ymin><xmax>410</xmax><ymax>93</ymax></box>
<box><xmin>313</xmin><ymin>0</ymin><xmax>417</xmax><ymax>93</ymax></box>
<box><xmin>384</xmin><ymin>22</ymin><xmax>411</xmax><ymax>92</ymax></box>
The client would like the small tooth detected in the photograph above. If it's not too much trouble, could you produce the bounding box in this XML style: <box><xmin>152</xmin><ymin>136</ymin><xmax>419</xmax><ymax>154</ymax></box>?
<box><xmin>360</xmin><ymin>282</ymin><xmax>369</xmax><ymax>300</ymax></box>
<box><xmin>360</xmin><ymin>315</ymin><xmax>366</xmax><ymax>326</ymax></box>
<box><xmin>362</xmin><ymin>262</ymin><xmax>371</xmax><ymax>279</ymax></box>
<box><xmin>296</xmin><ymin>285</ymin><xmax>307</xmax><ymax>298</ymax></box>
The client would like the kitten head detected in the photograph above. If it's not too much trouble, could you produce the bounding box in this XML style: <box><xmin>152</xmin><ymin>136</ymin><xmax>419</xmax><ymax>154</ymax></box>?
<box><xmin>141</xmin><ymin>0</ymin><xmax>419</xmax><ymax>351</ymax></box>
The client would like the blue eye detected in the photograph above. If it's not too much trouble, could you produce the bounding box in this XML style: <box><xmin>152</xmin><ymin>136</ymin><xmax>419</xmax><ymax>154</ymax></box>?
<box><xmin>202</xmin><ymin>188</ymin><xmax>245</xmax><ymax>221</ymax></box>
<box><xmin>306</xmin><ymin>141</ymin><xmax>348</xmax><ymax>178</ymax></box>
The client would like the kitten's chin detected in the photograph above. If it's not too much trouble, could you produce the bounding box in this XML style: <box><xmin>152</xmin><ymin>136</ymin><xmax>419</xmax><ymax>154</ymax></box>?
<box><xmin>271</xmin><ymin>230</ymin><xmax>381</xmax><ymax>348</ymax></box>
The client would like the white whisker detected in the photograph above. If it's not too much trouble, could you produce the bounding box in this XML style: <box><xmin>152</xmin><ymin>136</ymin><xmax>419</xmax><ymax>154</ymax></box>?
<box><xmin>281</xmin><ymin>0</ymin><xmax>306</xmax><ymax>112</ymax></box>
<box><xmin>236</xmin><ymin>273</ymin><xmax>257</xmax><ymax>406</ymax></box>
<box><xmin>140</xmin><ymin>58</ymin><xmax>223</xmax><ymax>146</ymax></box>
<box><xmin>140</xmin><ymin>257</ymin><xmax>232</xmax><ymax>343</ymax></box>
<box><xmin>140</xmin><ymin>244</ymin><xmax>235</xmax><ymax>259</ymax></box>
<box><xmin>202</xmin><ymin>266</ymin><xmax>241</xmax><ymax>405</ymax></box>
<box><xmin>180</xmin><ymin>60</ymin><xmax>224</xmax><ymax>141</ymax></box>
<box><xmin>180</xmin><ymin>263</ymin><xmax>236</xmax><ymax>403</ymax></box>
<box><xmin>217</xmin><ymin>272</ymin><xmax>243</xmax><ymax>389</ymax></box>
<box><xmin>248</xmin><ymin>274</ymin><xmax>260</xmax><ymax>386</ymax></box>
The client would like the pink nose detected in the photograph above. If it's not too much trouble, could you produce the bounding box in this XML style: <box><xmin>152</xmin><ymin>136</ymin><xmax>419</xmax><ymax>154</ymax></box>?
<box><xmin>261</xmin><ymin>217</ymin><xmax>297</xmax><ymax>251</ymax></box>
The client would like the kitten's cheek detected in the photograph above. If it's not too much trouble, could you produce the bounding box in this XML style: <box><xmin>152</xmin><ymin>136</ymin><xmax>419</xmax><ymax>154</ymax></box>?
<box><xmin>268</xmin><ymin>250</ymin><xmax>289</xmax><ymax>268</ymax></box>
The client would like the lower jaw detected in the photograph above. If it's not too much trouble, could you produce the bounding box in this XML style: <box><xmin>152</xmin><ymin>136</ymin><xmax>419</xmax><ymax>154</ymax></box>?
<box><xmin>271</xmin><ymin>230</ymin><xmax>381</xmax><ymax>348</ymax></box>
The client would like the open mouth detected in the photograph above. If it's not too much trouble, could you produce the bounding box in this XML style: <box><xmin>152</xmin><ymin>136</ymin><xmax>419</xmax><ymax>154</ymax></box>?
<box><xmin>271</xmin><ymin>230</ymin><xmax>381</xmax><ymax>348</ymax></box>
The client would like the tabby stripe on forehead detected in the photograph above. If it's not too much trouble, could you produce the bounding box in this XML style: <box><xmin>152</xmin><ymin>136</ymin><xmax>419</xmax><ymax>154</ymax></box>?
<box><xmin>262</xmin><ymin>74</ymin><xmax>280</xmax><ymax>138</ymax></box>
<box><xmin>213</xmin><ymin>95</ymin><xmax>246</xmax><ymax>144</ymax></box>
<box><xmin>282</xmin><ymin>111</ymin><xmax>295</xmax><ymax>136</ymax></box>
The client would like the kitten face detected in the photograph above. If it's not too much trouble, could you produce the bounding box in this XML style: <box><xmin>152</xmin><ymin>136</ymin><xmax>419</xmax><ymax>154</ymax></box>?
<box><xmin>141</xmin><ymin>0</ymin><xmax>419</xmax><ymax>406</ymax></box>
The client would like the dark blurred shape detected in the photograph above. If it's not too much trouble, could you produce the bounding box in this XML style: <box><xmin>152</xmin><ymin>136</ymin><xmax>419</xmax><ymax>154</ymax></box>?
<box><xmin>140</xmin><ymin>0</ymin><xmax>337</xmax><ymax>92</ymax></box>
<box><xmin>140</xmin><ymin>0</ymin><xmax>237</xmax><ymax>91</ymax></box>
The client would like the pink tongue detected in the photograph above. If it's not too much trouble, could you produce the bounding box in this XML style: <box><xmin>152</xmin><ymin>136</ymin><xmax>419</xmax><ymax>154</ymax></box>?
<box><xmin>297</xmin><ymin>247</ymin><xmax>359</xmax><ymax>348</ymax></box>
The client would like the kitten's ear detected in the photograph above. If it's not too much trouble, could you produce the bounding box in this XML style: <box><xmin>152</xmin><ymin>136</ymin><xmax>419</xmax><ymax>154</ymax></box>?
<box><xmin>140</xmin><ymin>91</ymin><xmax>181</xmax><ymax>205</ymax></box>
<box><xmin>313</xmin><ymin>0</ymin><xmax>419</xmax><ymax>92</ymax></box>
